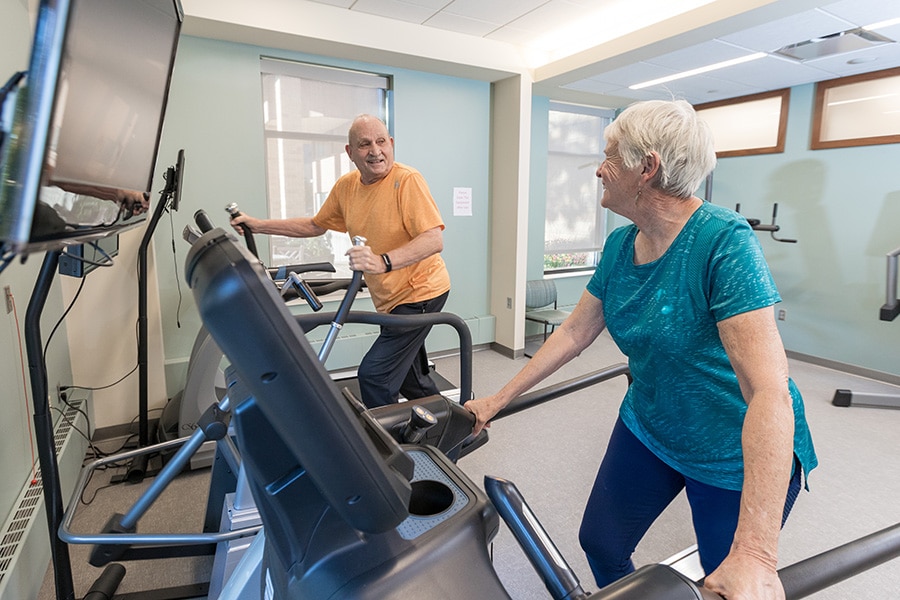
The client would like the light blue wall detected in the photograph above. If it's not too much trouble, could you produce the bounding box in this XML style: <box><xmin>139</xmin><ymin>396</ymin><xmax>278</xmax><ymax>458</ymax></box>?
<box><xmin>714</xmin><ymin>84</ymin><xmax>900</xmax><ymax>378</ymax></box>
<box><xmin>153</xmin><ymin>36</ymin><xmax>493</xmax><ymax>394</ymax></box>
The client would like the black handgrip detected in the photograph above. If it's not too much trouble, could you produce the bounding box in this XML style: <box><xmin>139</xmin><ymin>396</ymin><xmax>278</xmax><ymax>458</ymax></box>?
<box><xmin>306</xmin><ymin>278</ymin><xmax>360</xmax><ymax>296</ymax></box>
<box><xmin>267</xmin><ymin>262</ymin><xmax>336</xmax><ymax>280</ymax></box>
<box><xmin>400</xmin><ymin>405</ymin><xmax>438</xmax><ymax>444</ymax></box>
<box><xmin>194</xmin><ymin>209</ymin><xmax>215</xmax><ymax>233</ymax></box>
<box><xmin>225</xmin><ymin>203</ymin><xmax>258</xmax><ymax>258</ymax></box>
<box><xmin>83</xmin><ymin>563</ymin><xmax>126</xmax><ymax>600</ymax></box>
<box><xmin>283</xmin><ymin>274</ymin><xmax>324</xmax><ymax>312</ymax></box>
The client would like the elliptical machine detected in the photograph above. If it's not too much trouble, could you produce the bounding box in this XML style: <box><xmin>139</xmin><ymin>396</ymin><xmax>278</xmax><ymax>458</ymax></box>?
<box><xmin>157</xmin><ymin>205</ymin><xmax>354</xmax><ymax>468</ymax></box>
<box><xmin>183</xmin><ymin>226</ymin><xmax>900</xmax><ymax>600</ymax></box>
<box><xmin>158</xmin><ymin>204</ymin><xmax>460</xmax><ymax>469</ymax></box>
<box><xmin>60</xmin><ymin>224</ymin><xmax>900</xmax><ymax>599</ymax></box>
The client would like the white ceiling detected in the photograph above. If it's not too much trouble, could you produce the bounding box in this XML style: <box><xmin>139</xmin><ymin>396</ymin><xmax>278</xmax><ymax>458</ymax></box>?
<box><xmin>183</xmin><ymin>0</ymin><xmax>900</xmax><ymax>109</ymax></box>
<box><xmin>300</xmin><ymin>0</ymin><xmax>900</xmax><ymax>105</ymax></box>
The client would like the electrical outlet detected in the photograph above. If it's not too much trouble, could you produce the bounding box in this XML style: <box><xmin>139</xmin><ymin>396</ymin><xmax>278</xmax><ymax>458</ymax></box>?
<box><xmin>56</xmin><ymin>383</ymin><xmax>66</xmax><ymax>403</ymax></box>
<box><xmin>777</xmin><ymin>309</ymin><xmax>786</xmax><ymax>321</ymax></box>
<box><xmin>507</xmin><ymin>297</ymin><xmax>512</xmax><ymax>309</ymax></box>
<box><xmin>4</xmin><ymin>286</ymin><xmax>11</xmax><ymax>314</ymax></box>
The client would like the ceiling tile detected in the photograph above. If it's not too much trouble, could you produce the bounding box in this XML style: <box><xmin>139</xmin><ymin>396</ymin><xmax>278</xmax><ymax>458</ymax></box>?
<box><xmin>873</xmin><ymin>23</ymin><xmax>900</xmax><ymax>41</ymax></box>
<box><xmin>585</xmin><ymin>61</ymin><xmax>678</xmax><ymax>88</ymax></box>
<box><xmin>425</xmin><ymin>12</ymin><xmax>500</xmax><ymax>37</ymax></box>
<box><xmin>709</xmin><ymin>55</ymin><xmax>834</xmax><ymax>91</ymax></box>
<box><xmin>398</xmin><ymin>0</ymin><xmax>450</xmax><ymax>9</ymax></box>
<box><xmin>719</xmin><ymin>9</ymin><xmax>856</xmax><ymax>53</ymax></box>
<box><xmin>505</xmin><ymin>0</ymin><xmax>589</xmax><ymax>34</ymax></box>
<box><xmin>442</xmin><ymin>0</ymin><xmax>549</xmax><ymax>26</ymax></box>
<box><xmin>802</xmin><ymin>42</ymin><xmax>900</xmax><ymax>78</ymax></box>
<box><xmin>351</xmin><ymin>0</ymin><xmax>440</xmax><ymax>24</ymax></box>
<box><xmin>307</xmin><ymin>0</ymin><xmax>355</xmax><ymax>7</ymax></box>
<box><xmin>562</xmin><ymin>78</ymin><xmax>622</xmax><ymax>95</ymax></box>
<box><xmin>818</xmin><ymin>0</ymin><xmax>900</xmax><ymax>29</ymax></box>
<box><xmin>485</xmin><ymin>26</ymin><xmax>538</xmax><ymax>46</ymax></box>
<box><xmin>659</xmin><ymin>74</ymin><xmax>761</xmax><ymax>104</ymax></box>
<box><xmin>644</xmin><ymin>40</ymin><xmax>761</xmax><ymax>70</ymax></box>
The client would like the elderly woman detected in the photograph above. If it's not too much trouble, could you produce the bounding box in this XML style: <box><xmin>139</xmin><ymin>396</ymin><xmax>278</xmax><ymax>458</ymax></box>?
<box><xmin>465</xmin><ymin>100</ymin><xmax>817</xmax><ymax>599</ymax></box>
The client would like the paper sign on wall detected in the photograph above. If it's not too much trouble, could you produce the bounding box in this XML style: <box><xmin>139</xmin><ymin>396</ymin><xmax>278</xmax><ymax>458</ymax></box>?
<box><xmin>453</xmin><ymin>187</ymin><xmax>472</xmax><ymax>216</ymax></box>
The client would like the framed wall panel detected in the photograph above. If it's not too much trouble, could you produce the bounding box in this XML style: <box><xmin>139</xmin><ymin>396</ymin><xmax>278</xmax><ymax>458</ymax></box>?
<box><xmin>695</xmin><ymin>89</ymin><xmax>790</xmax><ymax>157</ymax></box>
<box><xmin>812</xmin><ymin>66</ymin><xmax>900</xmax><ymax>150</ymax></box>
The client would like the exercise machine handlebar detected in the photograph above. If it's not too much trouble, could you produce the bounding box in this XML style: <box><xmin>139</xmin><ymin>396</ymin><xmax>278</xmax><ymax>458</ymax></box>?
<box><xmin>192</xmin><ymin>210</ymin><xmax>341</xmax><ymax>311</ymax></box>
<box><xmin>485</xmin><ymin>476</ymin><xmax>591</xmax><ymax>600</ymax></box>
<box><xmin>489</xmin><ymin>469</ymin><xmax>900</xmax><ymax>600</ymax></box>
<box><xmin>881</xmin><ymin>246</ymin><xmax>900</xmax><ymax>321</ymax></box>
<box><xmin>282</xmin><ymin>272</ymin><xmax>324</xmax><ymax>311</ymax></box>
<box><xmin>493</xmin><ymin>362</ymin><xmax>631</xmax><ymax>421</ymax></box>
<box><xmin>295</xmin><ymin>310</ymin><xmax>473</xmax><ymax>404</ymax></box>
<box><xmin>267</xmin><ymin>261</ymin><xmax>335</xmax><ymax>281</ymax></box>
<box><xmin>736</xmin><ymin>203</ymin><xmax>797</xmax><ymax>243</ymax></box>
<box><xmin>317</xmin><ymin>235</ymin><xmax>366</xmax><ymax>363</ymax></box>
<box><xmin>779</xmin><ymin>521</ymin><xmax>900</xmax><ymax>599</ymax></box>
<box><xmin>59</xmin><ymin>421</ymin><xmax>261</xmax><ymax>548</ymax></box>
<box><xmin>225</xmin><ymin>202</ymin><xmax>258</xmax><ymax>258</ymax></box>
<box><xmin>194</xmin><ymin>208</ymin><xmax>215</xmax><ymax>234</ymax></box>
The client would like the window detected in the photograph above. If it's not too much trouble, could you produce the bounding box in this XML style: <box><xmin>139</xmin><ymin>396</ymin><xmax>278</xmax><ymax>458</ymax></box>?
<box><xmin>811</xmin><ymin>66</ymin><xmax>900</xmax><ymax>150</ymax></box>
<box><xmin>545</xmin><ymin>103</ymin><xmax>613</xmax><ymax>272</ymax></box>
<box><xmin>260</xmin><ymin>58</ymin><xmax>391</xmax><ymax>275</ymax></box>
<box><xmin>695</xmin><ymin>89</ymin><xmax>789</xmax><ymax>157</ymax></box>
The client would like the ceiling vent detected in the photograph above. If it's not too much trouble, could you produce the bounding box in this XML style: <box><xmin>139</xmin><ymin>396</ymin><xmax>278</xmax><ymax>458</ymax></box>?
<box><xmin>773</xmin><ymin>28</ymin><xmax>895</xmax><ymax>62</ymax></box>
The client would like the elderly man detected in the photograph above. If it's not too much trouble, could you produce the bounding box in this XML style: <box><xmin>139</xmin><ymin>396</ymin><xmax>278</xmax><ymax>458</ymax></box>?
<box><xmin>231</xmin><ymin>114</ymin><xmax>451</xmax><ymax>408</ymax></box>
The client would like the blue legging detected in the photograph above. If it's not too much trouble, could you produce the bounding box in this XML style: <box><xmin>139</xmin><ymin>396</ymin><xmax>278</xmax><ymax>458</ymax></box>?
<box><xmin>578</xmin><ymin>417</ymin><xmax>802</xmax><ymax>588</ymax></box>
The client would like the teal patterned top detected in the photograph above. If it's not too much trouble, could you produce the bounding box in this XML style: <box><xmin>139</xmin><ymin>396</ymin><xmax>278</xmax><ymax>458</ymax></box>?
<box><xmin>587</xmin><ymin>202</ymin><xmax>817</xmax><ymax>490</ymax></box>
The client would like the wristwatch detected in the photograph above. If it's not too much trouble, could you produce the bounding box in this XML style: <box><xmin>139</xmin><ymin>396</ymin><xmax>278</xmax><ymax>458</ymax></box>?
<box><xmin>381</xmin><ymin>253</ymin><xmax>393</xmax><ymax>273</ymax></box>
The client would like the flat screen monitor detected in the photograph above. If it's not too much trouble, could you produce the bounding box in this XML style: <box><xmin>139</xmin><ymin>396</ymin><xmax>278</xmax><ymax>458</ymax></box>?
<box><xmin>0</xmin><ymin>0</ymin><xmax>183</xmax><ymax>256</ymax></box>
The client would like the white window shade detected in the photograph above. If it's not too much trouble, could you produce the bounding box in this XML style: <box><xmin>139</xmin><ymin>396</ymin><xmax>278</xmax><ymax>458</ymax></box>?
<box><xmin>545</xmin><ymin>104</ymin><xmax>612</xmax><ymax>271</ymax></box>
<box><xmin>259</xmin><ymin>58</ymin><xmax>390</xmax><ymax>273</ymax></box>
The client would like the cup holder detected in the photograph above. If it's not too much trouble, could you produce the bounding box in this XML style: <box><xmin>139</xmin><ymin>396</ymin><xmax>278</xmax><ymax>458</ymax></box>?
<box><xmin>408</xmin><ymin>479</ymin><xmax>455</xmax><ymax>517</ymax></box>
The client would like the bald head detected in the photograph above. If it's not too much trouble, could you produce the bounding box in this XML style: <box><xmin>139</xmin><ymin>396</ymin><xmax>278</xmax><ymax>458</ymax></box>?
<box><xmin>346</xmin><ymin>115</ymin><xmax>395</xmax><ymax>185</ymax></box>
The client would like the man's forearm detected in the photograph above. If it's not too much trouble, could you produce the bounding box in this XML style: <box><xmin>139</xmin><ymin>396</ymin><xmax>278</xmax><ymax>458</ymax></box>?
<box><xmin>382</xmin><ymin>227</ymin><xmax>443</xmax><ymax>269</ymax></box>
<box><xmin>252</xmin><ymin>217</ymin><xmax>325</xmax><ymax>238</ymax></box>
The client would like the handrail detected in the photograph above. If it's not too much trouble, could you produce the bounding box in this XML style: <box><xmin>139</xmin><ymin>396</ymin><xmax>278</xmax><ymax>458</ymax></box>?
<box><xmin>294</xmin><ymin>310</ymin><xmax>473</xmax><ymax>404</ymax></box>
<box><xmin>881</xmin><ymin>246</ymin><xmax>900</xmax><ymax>321</ymax></box>
<box><xmin>780</xmin><ymin>521</ymin><xmax>900</xmax><ymax>599</ymax></box>
<box><xmin>59</xmin><ymin>432</ymin><xmax>260</xmax><ymax>546</ymax></box>
<box><xmin>494</xmin><ymin>362</ymin><xmax>631</xmax><ymax>421</ymax></box>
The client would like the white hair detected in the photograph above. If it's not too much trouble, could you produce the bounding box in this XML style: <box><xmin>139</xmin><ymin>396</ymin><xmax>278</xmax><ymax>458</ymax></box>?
<box><xmin>605</xmin><ymin>100</ymin><xmax>716</xmax><ymax>199</ymax></box>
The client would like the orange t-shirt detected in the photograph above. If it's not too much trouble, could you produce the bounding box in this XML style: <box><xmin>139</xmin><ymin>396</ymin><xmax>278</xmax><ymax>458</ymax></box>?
<box><xmin>313</xmin><ymin>163</ymin><xmax>451</xmax><ymax>313</ymax></box>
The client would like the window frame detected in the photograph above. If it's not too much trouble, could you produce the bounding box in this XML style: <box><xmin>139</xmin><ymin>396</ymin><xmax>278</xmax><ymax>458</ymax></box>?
<box><xmin>258</xmin><ymin>57</ymin><xmax>392</xmax><ymax>276</ymax></box>
<box><xmin>694</xmin><ymin>88</ymin><xmax>790</xmax><ymax>158</ymax></box>
<box><xmin>544</xmin><ymin>102</ymin><xmax>614</xmax><ymax>275</ymax></box>
<box><xmin>811</xmin><ymin>66</ymin><xmax>900</xmax><ymax>150</ymax></box>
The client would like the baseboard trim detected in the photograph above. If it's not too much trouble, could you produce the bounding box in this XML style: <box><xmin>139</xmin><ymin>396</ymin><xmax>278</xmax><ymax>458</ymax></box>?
<box><xmin>490</xmin><ymin>342</ymin><xmax>524</xmax><ymax>360</ymax></box>
<box><xmin>787</xmin><ymin>351</ymin><xmax>900</xmax><ymax>387</ymax></box>
<box><xmin>93</xmin><ymin>417</ymin><xmax>160</xmax><ymax>442</ymax></box>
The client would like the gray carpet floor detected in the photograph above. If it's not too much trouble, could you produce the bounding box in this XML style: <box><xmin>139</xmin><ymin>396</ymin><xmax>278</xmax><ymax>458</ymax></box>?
<box><xmin>39</xmin><ymin>331</ymin><xmax>900</xmax><ymax>599</ymax></box>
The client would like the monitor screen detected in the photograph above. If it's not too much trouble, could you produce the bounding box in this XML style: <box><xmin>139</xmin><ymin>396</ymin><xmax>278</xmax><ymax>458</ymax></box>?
<box><xmin>0</xmin><ymin>0</ymin><xmax>183</xmax><ymax>256</ymax></box>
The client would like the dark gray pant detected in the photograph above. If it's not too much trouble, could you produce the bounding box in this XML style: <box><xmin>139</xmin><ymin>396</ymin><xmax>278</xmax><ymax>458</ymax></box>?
<box><xmin>357</xmin><ymin>291</ymin><xmax>449</xmax><ymax>408</ymax></box>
